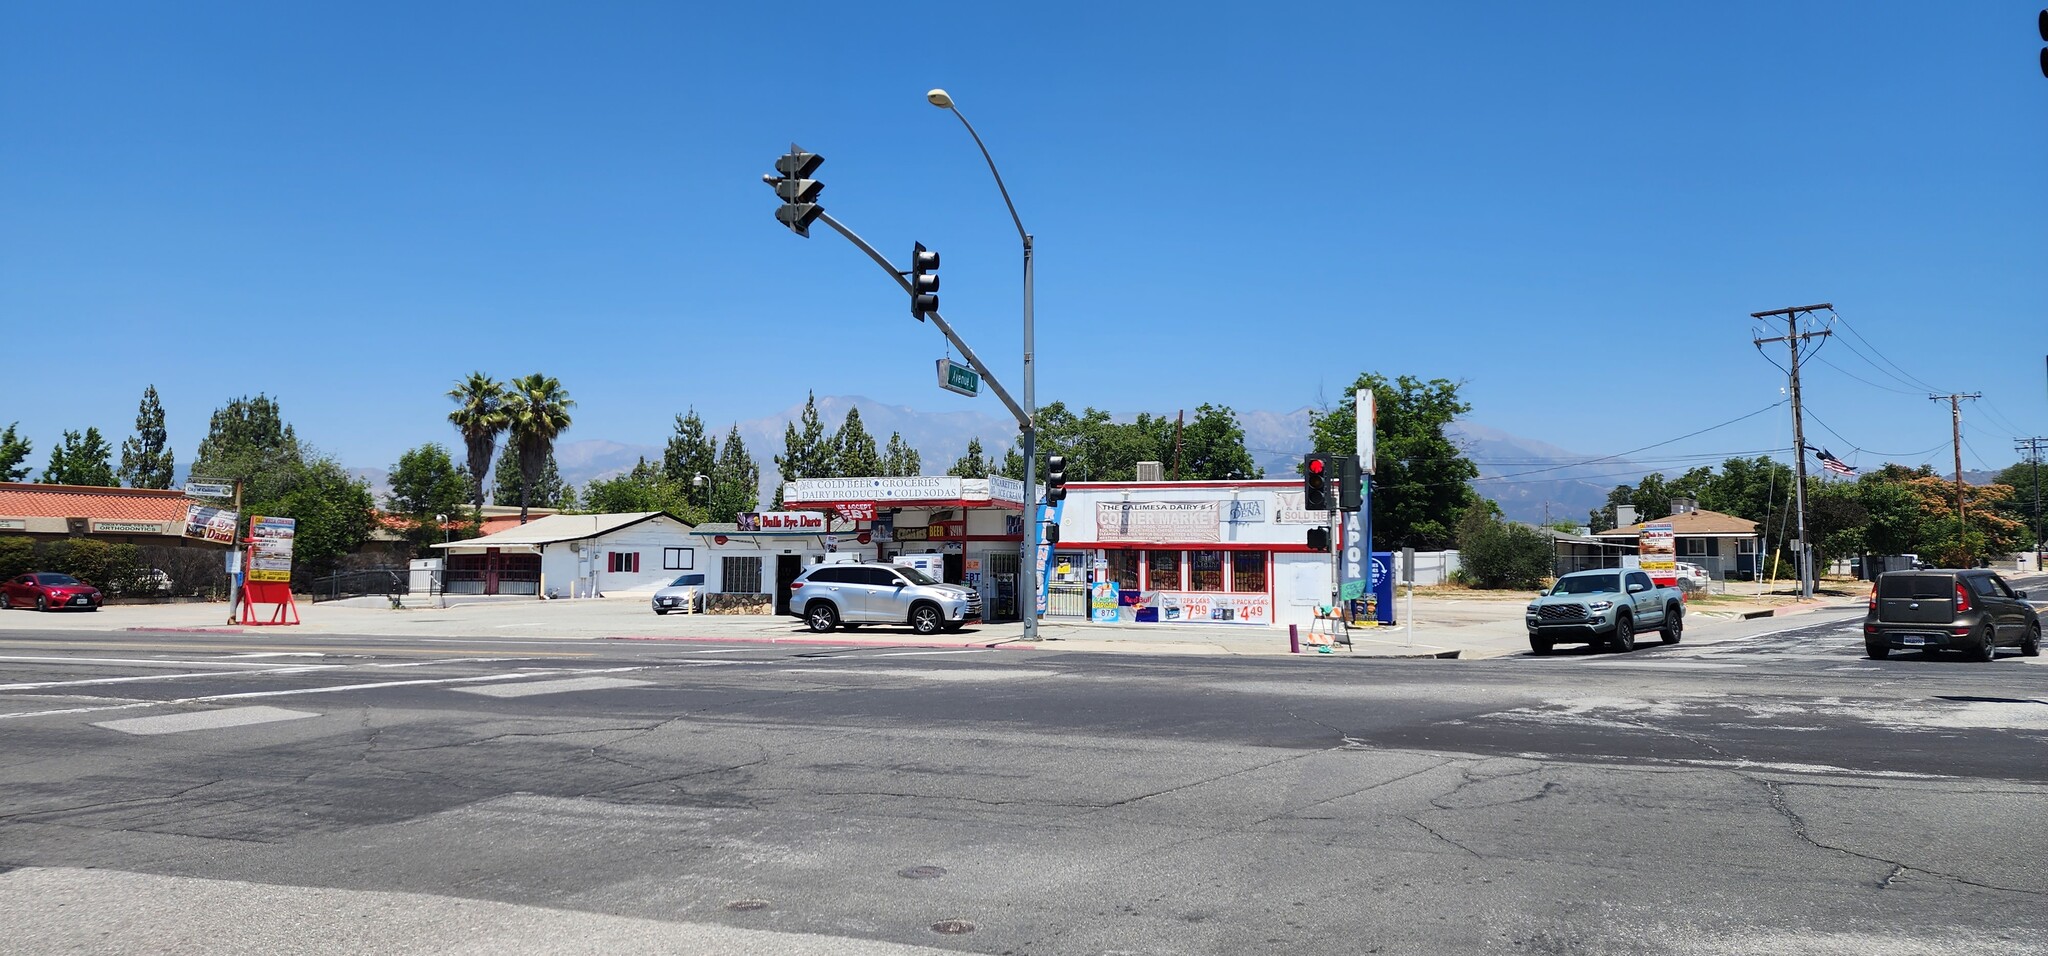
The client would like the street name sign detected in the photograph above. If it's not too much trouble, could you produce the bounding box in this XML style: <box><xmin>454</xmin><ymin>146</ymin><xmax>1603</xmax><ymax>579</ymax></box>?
<box><xmin>937</xmin><ymin>358</ymin><xmax>979</xmax><ymax>398</ymax></box>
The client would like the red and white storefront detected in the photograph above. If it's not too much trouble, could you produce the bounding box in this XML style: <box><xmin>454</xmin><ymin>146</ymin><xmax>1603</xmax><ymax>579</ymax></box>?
<box><xmin>1052</xmin><ymin>479</ymin><xmax>1335</xmax><ymax>628</ymax></box>
<box><xmin>775</xmin><ymin>476</ymin><xmax>1027</xmax><ymax>620</ymax></box>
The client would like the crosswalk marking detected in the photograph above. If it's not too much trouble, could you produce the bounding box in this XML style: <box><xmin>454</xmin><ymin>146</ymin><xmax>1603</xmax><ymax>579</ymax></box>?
<box><xmin>94</xmin><ymin>706</ymin><xmax>319</xmax><ymax>736</ymax></box>
<box><xmin>456</xmin><ymin>676</ymin><xmax>653</xmax><ymax>698</ymax></box>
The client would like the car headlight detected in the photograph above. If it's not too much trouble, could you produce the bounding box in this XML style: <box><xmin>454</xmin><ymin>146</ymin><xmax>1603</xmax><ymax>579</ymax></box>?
<box><xmin>1587</xmin><ymin>601</ymin><xmax>1613</xmax><ymax>612</ymax></box>
<box><xmin>1526</xmin><ymin>604</ymin><xmax>1539</xmax><ymax>613</ymax></box>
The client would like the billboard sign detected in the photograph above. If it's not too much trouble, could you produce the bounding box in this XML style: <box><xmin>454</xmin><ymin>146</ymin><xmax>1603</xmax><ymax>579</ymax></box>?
<box><xmin>1639</xmin><ymin>521</ymin><xmax>1677</xmax><ymax>583</ymax></box>
<box><xmin>182</xmin><ymin>504</ymin><xmax>239</xmax><ymax>545</ymax></box>
<box><xmin>247</xmin><ymin>515</ymin><xmax>297</xmax><ymax>582</ymax></box>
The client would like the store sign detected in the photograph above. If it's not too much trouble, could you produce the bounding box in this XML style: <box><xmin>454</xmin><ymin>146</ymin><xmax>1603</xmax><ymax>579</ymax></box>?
<box><xmin>1640</xmin><ymin>522</ymin><xmax>1677</xmax><ymax>578</ymax></box>
<box><xmin>91</xmin><ymin>521</ymin><xmax>167</xmax><ymax>534</ymax></box>
<box><xmin>1094</xmin><ymin>501</ymin><xmax>1220</xmax><ymax>543</ymax></box>
<box><xmin>0</xmin><ymin>518</ymin><xmax>28</xmax><ymax>531</ymax></box>
<box><xmin>989</xmin><ymin>475</ymin><xmax>1025</xmax><ymax>504</ymax></box>
<box><xmin>894</xmin><ymin>525</ymin><xmax>930</xmax><ymax>542</ymax></box>
<box><xmin>830</xmin><ymin>502</ymin><xmax>877</xmax><ymax>521</ymax></box>
<box><xmin>1150</xmin><ymin>591</ymin><xmax>1272</xmax><ymax>625</ymax></box>
<box><xmin>786</xmin><ymin>476</ymin><xmax>964</xmax><ymax>502</ymax></box>
<box><xmin>248</xmin><ymin>515</ymin><xmax>296</xmax><ymax>583</ymax></box>
<box><xmin>1273</xmin><ymin>490</ymin><xmax>1324</xmax><ymax>525</ymax></box>
<box><xmin>183</xmin><ymin>479</ymin><xmax>236</xmax><ymax>499</ymax></box>
<box><xmin>1223</xmin><ymin>500</ymin><xmax>1266</xmax><ymax>523</ymax></box>
<box><xmin>736</xmin><ymin>511</ymin><xmax>827</xmax><ymax>532</ymax></box>
<box><xmin>182</xmin><ymin>504</ymin><xmax>239</xmax><ymax>545</ymax></box>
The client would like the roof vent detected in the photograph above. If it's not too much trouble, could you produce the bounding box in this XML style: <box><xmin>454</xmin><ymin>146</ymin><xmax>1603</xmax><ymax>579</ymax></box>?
<box><xmin>1136</xmin><ymin>461</ymin><xmax>1164</xmax><ymax>482</ymax></box>
<box><xmin>1668</xmin><ymin>497</ymin><xmax>1698</xmax><ymax>515</ymax></box>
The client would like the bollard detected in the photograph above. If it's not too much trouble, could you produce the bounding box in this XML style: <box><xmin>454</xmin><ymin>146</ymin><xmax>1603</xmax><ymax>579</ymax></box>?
<box><xmin>1289</xmin><ymin>624</ymin><xmax>1300</xmax><ymax>654</ymax></box>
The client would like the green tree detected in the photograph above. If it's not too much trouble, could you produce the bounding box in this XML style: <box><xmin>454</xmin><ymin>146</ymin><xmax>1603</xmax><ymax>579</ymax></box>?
<box><xmin>446</xmin><ymin>372</ymin><xmax>508</xmax><ymax>521</ymax></box>
<box><xmin>832</xmin><ymin>406</ymin><xmax>881</xmax><ymax>477</ymax></box>
<box><xmin>1991</xmin><ymin>458</ymin><xmax>2044</xmax><ymax>548</ymax></box>
<box><xmin>881</xmin><ymin>431</ymin><xmax>922</xmax><ymax>477</ymax></box>
<box><xmin>662</xmin><ymin>408</ymin><xmax>718</xmax><ymax>510</ymax></box>
<box><xmin>1856</xmin><ymin>470</ymin><xmax>1924</xmax><ymax>556</ymax></box>
<box><xmin>117</xmin><ymin>385</ymin><xmax>175</xmax><ymax>489</ymax></box>
<box><xmin>0</xmin><ymin>537</ymin><xmax>37</xmax><ymax>579</ymax></box>
<box><xmin>772</xmin><ymin>392</ymin><xmax>832</xmax><ymax>504</ymax></box>
<box><xmin>387</xmin><ymin>443</ymin><xmax>472</xmax><ymax>555</ymax></box>
<box><xmin>41</xmin><ymin>428</ymin><xmax>117</xmax><ymax>486</ymax></box>
<box><xmin>583</xmin><ymin>457</ymin><xmax>703</xmax><ymax>521</ymax></box>
<box><xmin>1172</xmin><ymin>404</ymin><xmax>1262</xmax><ymax>480</ymax></box>
<box><xmin>0</xmin><ymin>424</ymin><xmax>30</xmax><ymax>482</ymax></box>
<box><xmin>1804</xmin><ymin>478</ymin><xmax>1869</xmax><ymax>571</ymax></box>
<box><xmin>270</xmin><ymin>459</ymin><xmax>377</xmax><ymax>582</ymax></box>
<box><xmin>947</xmin><ymin>438</ymin><xmax>993</xmax><ymax>479</ymax></box>
<box><xmin>1455</xmin><ymin>509</ymin><xmax>1554</xmax><ymax>590</ymax></box>
<box><xmin>502</xmin><ymin>373</ymin><xmax>575</xmax><ymax>523</ymax></box>
<box><xmin>1311</xmin><ymin>373</ymin><xmax>1480</xmax><ymax>551</ymax></box>
<box><xmin>710</xmin><ymin>424</ymin><xmax>759</xmax><ymax>522</ymax></box>
<box><xmin>190</xmin><ymin>395</ymin><xmax>303</xmax><ymax>505</ymax></box>
<box><xmin>491</xmin><ymin>439</ymin><xmax>570</xmax><ymax>510</ymax></box>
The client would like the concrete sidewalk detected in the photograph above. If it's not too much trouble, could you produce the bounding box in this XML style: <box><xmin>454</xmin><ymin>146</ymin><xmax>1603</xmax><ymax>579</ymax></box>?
<box><xmin>0</xmin><ymin>589</ymin><xmax>1871</xmax><ymax>660</ymax></box>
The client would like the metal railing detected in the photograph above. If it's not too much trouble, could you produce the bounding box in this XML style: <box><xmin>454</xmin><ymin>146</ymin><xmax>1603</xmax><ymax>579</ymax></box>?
<box><xmin>307</xmin><ymin>567</ymin><xmax>408</xmax><ymax>603</ymax></box>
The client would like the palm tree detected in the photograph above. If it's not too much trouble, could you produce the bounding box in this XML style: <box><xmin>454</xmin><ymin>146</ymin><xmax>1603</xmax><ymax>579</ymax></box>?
<box><xmin>446</xmin><ymin>373</ymin><xmax>508</xmax><ymax>523</ymax></box>
<box><xmin>502</xmin><ymin>373</ymin><xmax>575</xmax><ymax>524</ymax></box>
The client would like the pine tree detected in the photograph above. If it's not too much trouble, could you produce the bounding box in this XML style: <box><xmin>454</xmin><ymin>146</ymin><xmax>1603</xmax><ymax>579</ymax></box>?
<box><xmin>118</xmin><ymin>385</ymin><xmax>176</xmax><ymax>489</ymax></box>
<box><xmin>190</xmin><ymin>395</ymin><xmax>303</xmax><ymax>504</ymax></box>
<box><xmin>832</xmin><ymin>406</ymin><xmax>881</xmax><ymax>477</ymax></box>
<box><xmin>947</xmin><ymin>438</ymin><xmax>991</xmax><ymax>479</ymax></box>
<box><xmin>0</xmin><ymin>424</ymin><xmax>31</xmax><ymax>482</ymax></box>
<box><xmin>711</xmin><ymin>424</ymin><xmax>760</xmax><ymax>523</ymax></box>
<box><xmin>491</xmin><ymin>438</ymin><xmax>568</xmax><ymax>509</ymax></box>
<box><xmin>773</xmin><ymin>391</ymin><xmax>832</xmax><ymax>487</ymax></box>
<box><xmin>881</xmin><ymin>431</ymin><xmax>922</xmax><ymax>477</ymax></box>
<box><xmin>42</xmin><ymin>428</ymin><xmax>117</xmax><ymax>486</ymax></box>
<box><xmin>662</xmin><ymin>408</ymin><xmax>718</xmax><ymax>509</ymax></box>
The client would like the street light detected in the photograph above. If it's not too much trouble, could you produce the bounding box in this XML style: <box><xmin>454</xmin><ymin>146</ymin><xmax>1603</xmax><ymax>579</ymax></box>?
<box><xmin>693</xmin><ymin>473</ymin><xmax>714</xmax><ymax>516</ymax></box>
<box><xmin>927</xmin><ymin>88</ymin><xmax>1042</xmax><ymax>640</ymax></box>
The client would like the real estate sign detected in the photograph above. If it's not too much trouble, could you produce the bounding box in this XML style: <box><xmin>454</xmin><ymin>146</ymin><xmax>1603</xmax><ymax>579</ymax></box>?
<box><xmin>247</xmin><ymin>515</ymin><xmax>297</xmax><ymax>582</ymax></box>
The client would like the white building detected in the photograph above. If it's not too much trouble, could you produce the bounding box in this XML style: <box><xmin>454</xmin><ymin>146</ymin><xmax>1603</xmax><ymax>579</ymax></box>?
<box><xmin>430</xmin><ymin>512</ymin><xmax>697</xmax><ymax>598</ymax></box>
<box><xmin>1052</xmin><ymin>479</ymin><xmax>1334</xmax><ymax>627</ymax></box>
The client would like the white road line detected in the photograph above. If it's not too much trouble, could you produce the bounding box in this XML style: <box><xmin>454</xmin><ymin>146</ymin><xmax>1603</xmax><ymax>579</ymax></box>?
<box><xmin>0</xmin><ymin>656</ymin><xmax>319</xmax><ymax>669</ymax></box>
<box><xmin>456</xmin><ymin>676</ymin><xmax>654</xmax><ymax>698</ymax></box>
<box><xmin>225</xmin><ymin>652</ymin><xmax>326</xmax><ymax>659</ymax></box>
<box><xmin>0</xmin><ymin>666</ymin><xmax>339</xmax><ymax>691</ymax></box>
<box><xmin>94</xmin><ymin>706</ymin><xmax>319</xmax><ymax>736</ymax></box>
<box><xmin>1581</xmin><ymin>661</ymin><xmax>1749</xmax><ymax>670</ymax></box>
<box><xmin>415</xmin><ymin>638</ymin><xmax>598</xmax><ymax>645</ymax></box>
<box><xmin>857</xmin><ymin>650</ymin><xmax>993</xmax><ymax>658</ymax></box>
<box><xmin>365</xmin><ymin>658</ymin><xmax>540</xmax><ymax>668</ymax></box>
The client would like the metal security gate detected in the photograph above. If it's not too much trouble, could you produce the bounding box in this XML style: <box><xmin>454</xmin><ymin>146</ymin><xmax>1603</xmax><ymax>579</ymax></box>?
<box><xmin>1045</xmin><ymin>583</ymin><xmax>1088</xmax><ymax>618</ymax></box>
<box><xmin>979</xmin><ymin>550</ymin><xmax>1019</xmax><ymax>623</ymax></box>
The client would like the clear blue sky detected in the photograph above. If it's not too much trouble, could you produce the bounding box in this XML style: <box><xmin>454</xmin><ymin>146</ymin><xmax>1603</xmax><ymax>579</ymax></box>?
<box><xmin>3</xmin><ymin>2</ymin><xmax>2044</xmax><ymax>480</ymax></box>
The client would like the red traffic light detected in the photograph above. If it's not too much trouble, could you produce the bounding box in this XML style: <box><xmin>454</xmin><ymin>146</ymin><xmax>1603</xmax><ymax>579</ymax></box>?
<box><xmin>1308</xmin><ymin>458</ymin><xmax>1325</xmax><ymax>474</ymax></box>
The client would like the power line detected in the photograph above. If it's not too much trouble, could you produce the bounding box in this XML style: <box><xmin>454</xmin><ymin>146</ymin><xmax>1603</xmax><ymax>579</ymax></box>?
<box><xmin>1483</xmin><ymin>401</ymin><xmax>1789</xmax><ymax>480</ymax></box>
<box><xmin>1831</xmin><ymin>312</ymin><xmax>1947</xmax><ymax>394</ymax></box>
<box><xmin>1808</xmin><ymin>354</ymin><xmax>1922</xmax><ymax>396</ymax></box>
<box><xmin>1800</xmin><ymin>407</ymin><xmax>1947</xmax><ymax>460</ymax></box>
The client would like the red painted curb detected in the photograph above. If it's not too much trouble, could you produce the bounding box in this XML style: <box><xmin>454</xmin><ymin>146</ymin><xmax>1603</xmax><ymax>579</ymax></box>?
<box><xmin>602</xmin><ymin>634</ymin><xmax>1036</xmax><ymax>651</ymax></box>
<box><xmin>123</xmin><ymin>627</ymin><xmax>248</xmax><ymax>634</ymax></box>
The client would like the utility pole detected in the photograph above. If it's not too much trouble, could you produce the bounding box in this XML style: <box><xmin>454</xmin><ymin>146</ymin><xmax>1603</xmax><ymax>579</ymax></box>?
<box><xmin>1930</xmin><ymin>393</ymin><xmax>1981</xmax><ymax>565</ymax></box>
<box><xmin>1752</xmin><ymin>303</ymin><xmax>1832</xmax><ymax>599</ymax></box>
<box><xmin>2015</xmin><ymin>437</ymin><xmax>2046</xmax><ymax>571</ymax></box>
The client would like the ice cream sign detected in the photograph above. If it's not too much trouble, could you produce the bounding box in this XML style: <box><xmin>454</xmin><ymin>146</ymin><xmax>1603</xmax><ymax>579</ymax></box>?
<box><xmin>735</xmin><ymin>511</ymin><xmax>828</xmax><ymax>533</ymax></box>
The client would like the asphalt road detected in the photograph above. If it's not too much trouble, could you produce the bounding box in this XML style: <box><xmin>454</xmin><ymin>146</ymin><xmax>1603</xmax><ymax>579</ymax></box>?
<box><xmin>1</xmin><ymin>605</ymin><xmax>2044</xmax><ymax>955</ymax></box>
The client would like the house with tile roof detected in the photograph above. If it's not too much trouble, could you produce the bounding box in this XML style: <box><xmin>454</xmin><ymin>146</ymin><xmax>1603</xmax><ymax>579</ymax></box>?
<box><xmin>0</xmin><ymin>482</ymin><xmax>215</xmax><ymax>547</ymax></box>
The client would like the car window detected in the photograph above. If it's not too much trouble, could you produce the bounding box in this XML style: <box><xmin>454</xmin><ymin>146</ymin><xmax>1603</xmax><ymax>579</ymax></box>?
<box><xmin>40</xmin><ymin>573</ymin><xmax>81</xmax><ymax>586</ymax></box>
<box><xmin>893</xmin><ymin>566</ymin><xmax>938</xmax><ymax>585</ymax></box>
<box><xmin>1878</xmin><ymin>573</ymin><xmax>1952</xmax><ymax>599</ymax></box>
<box><xmin>859</xmin><ymin>567</ymin><xmax>905</xmax><ymax>587</ymax></box>
<box><xmin>1986</xmin><ymin>575</ymin><xmax>2015</xmax><ymax>599</ymax></box>
<box><xmin>805</xmin><ymin>568</ymin><xmax>846</xmax><ymax>585</ymax></box>
<box><xmin>1553</xmin><ymin>574</ymin><xmax>1619</xmax><ymax>595</ymax></box>
<box><xmin>1968</xmin><ymin>575</ymin><xmax>1999</xmax><ymax>597</ymax></box>
<box><xmin>1627</xmin><ymin>572</ymin><xmax>1652</xmax><ymax>591</ymax></box>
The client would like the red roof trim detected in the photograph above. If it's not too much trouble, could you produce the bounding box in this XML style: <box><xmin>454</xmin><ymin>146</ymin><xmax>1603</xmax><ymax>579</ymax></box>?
<box><xmin>1065</xmin><ymin>480</ymin><xmax>1297</xmax><ymax>491</ymax></box>
<box><xmin>1058</xmin><ymin>542</ymin><xmax>1323</xmax><ymax>553</ymax></box>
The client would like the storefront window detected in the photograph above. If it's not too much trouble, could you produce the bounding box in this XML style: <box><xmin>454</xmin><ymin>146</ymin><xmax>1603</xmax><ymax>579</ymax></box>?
<box><xmin>1189</xmin><ymin>550</ymin><xmax>1225</xmax><ymax>592</ymax></box>
<box><xmin>1105</xmin><ymin>549</ymin><xmax>1141</xmax><ymax>590</ymax></box>
<box><xmin>1147</xmin><ymin>550</ymin><xmax>1181</xmax><ymax>591</ymax></box>
<box><xmin>1232</xmin><ymin>551</ymin><xmax>1267</xmax><ymax>593</ymax></box>
<box><xmin>722</xmin><ymin>556</ymin><xmax>762</xmax><ymax>593</ymax></box>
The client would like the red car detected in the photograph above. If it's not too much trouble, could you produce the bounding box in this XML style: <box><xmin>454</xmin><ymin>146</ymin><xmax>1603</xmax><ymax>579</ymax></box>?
<box><xmin>1</xmin><ymin>572</ymin><xmax>104</xmax><ymax>611</ymax></box>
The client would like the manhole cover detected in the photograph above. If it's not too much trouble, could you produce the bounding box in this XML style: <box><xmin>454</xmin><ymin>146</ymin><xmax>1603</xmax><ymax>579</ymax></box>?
<box><xmin>726</xmin><ymin>900</ymin><xmax>770</xmax><ymax>912</ymax></box>
<box><xmin>930</xmin><ymin>920</ymin><xmax>976</xmax><ymax>935</ymax></box>
<box><xmin>899</xmin><ymin>865</ymin><xmax>947</xmax><ymax>879</ymax></box>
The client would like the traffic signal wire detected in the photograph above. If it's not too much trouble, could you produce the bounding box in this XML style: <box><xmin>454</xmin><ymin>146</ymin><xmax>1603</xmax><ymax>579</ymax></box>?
<box><xmin>1482</xmin><ymin>400</ymin><xmax>1789</xmax><ymax>481</ymax></box>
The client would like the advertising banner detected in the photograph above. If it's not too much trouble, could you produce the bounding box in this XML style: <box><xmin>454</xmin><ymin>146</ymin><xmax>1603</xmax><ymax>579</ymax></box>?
<box><xmin>1639</xmin><ymin>521</ymin><xmax>1677</xmax><ymax>581</ymax></box>
<box><xmin>1148</xmin><ymin>591</ymin><xmax>1273</xmax><ymax>625</ymax></box>
<box><xmin>829</xmin><ymin>502</ymin><xmax>877</xmax><ymax>521</ymax></box>
<box><xmin>872</xmin><ymin>513</ymin><xmax>895</xmax><ymax>542</ymax></box>
<box><xmin>1035</xmin><ymin>498</ymin><xmax>1064</xmax><ymax>615</ymax></box>
<box><xmin>786</xmin><ymin>476</ymin><xmax>962</xmax><ymax>502</ymax></box>
<box><xmin>182</xmin><ymin>504</ymin><xmax>239</xmax><ymax>545</ymax></box>
<box><xmin>1094</xmin><ymin>500</ymin><xmax>1220</xmax><ymax>543</ymax></box>
<box><xmin>1273</xmin><ymin>491</ymin><xmax>1325</xmax><ymax>525</ymax></box>
<box><xmin>247</xmin><ymin>515</ymin><xmax>296</xmax><ymax>583</ymax></box>
<box><xmin>735</xmin><ymin>511</ymin><xmax>827</xmax><ymax>533</ymax></box>
<box><xmin>1090</xmin><ymin>581</ymin><xmax>1121</xmax><ymax>623</ymax></box>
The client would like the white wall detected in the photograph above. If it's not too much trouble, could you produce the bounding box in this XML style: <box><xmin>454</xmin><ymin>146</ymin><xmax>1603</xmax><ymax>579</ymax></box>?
<box><xmin>1273</xmin><ymin>552</ymin><xmax>1333</xmax><ymax>626</ymax></box>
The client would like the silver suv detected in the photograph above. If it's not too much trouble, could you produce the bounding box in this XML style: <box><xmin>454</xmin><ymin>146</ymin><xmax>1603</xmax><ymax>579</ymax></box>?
<box><xmin>789</xmin><ymin>563</ymin><xmax>981</xmax><ymax>635</ymax></box>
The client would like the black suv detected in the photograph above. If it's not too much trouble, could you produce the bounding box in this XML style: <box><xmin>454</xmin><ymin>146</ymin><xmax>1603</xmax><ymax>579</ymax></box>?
<box><xmin>1864</xmin><ymin>569</ymin><xmax>2042</xmax><ymax>661</ymax></box>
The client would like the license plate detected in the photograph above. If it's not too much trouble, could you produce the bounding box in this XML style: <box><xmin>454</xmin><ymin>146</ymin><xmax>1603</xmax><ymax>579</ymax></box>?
<box><xmin>1900</xmin><ymin>635</ymin><xmax>1926</xmax><ymax>646</ymax></box>
<box><xmin>71</xmin><ymin>597</ymin><xmax>88</xmax><ymax>605</ymax></box>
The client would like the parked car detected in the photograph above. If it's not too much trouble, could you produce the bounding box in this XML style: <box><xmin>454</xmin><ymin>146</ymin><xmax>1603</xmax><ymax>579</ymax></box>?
<box><xmin>789</xmin><ymin>562</ymin><xmax>981</xmax><ymax>635</ymax></box>
<box><xmin>1864</xmin><ymin>569</ymin><xmax>2041</xmax><ymax>661</ymax></box>
<box><xmin>651</xmin><ymin>573</ymin><xmax>705</xmax><ymax>615</ymax></box>
<box><xmin>1526</xmin><ymin>569</ymin><xmax>1683</xmax><ymax>654</ymax></box>
<box><xmin>1</xmin><ymin>572</ymin><xmax>104</xmax><ymax>611</ymax></box>
<box><xmin>1674</xmin><ymin>562</ymin><xmax>1710</xmax><ymax>592</ymax></box>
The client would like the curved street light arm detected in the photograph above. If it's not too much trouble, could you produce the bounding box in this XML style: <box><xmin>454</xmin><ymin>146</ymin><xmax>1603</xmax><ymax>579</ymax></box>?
<box><xmin>944</xmin><ymin>106</ymin><xmax>1028</xmax><ymax>244</ymax></box>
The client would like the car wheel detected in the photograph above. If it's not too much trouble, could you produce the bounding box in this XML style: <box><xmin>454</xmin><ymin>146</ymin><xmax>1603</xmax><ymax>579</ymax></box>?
<box><xmin>1866</xmin><ymin>642</ymin><xmax>1890</xmax><ymax>660</ymax></box>
<box><xmin>35</xmin><ymin>595</ymin><xmax>48</xmax><ymax>612</ymax></box>
<box><xmin>1529</xmin><ymin>636</ymin><xmax>1553</xmax><ymax>656</ymax></box>
<box><xmin>2021</xmin><ymin>621</ymin><xmax>2041</xmax><ymax>657</ymax></box>
<box><xmin>805</xmin><ymin>602</ymin><xmax>839</xmax><ymax>633</ymax></box>
<box><xmin>0</xmin><ymin>592</ymin><xmax>10</xmax><ymax>610</ymax></box>
<box><xmin>909</xmin><ymin>604</ymin><xmax>943</xmax><ymax>636</ymax></box>
<box><xmin>1969</xmin><ymin>622</ymin><xmax>1997</xmax><ymax>662</ymax></box>
<box><xmin>1660</xmin><ymin>605</ymin><xmax>1682</xmax><ymax>644</ymax></box>
<box><xmin>1609</xmin><ymin>614</ymin><xmax>1635</xmax><ymax>653</ymax></box>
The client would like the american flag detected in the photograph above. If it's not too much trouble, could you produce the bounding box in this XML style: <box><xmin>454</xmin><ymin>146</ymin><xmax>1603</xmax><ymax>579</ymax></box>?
<box><xmin>1806</xmin><ymin>445</ymin><xmax>1857</xmax><ymax>477</ymax></box>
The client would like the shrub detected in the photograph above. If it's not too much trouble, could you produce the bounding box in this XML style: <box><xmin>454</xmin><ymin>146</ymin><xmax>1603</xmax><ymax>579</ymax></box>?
<box><xmin>1456</xmin><ymin>510</ymin><xmax>1553</xmax><ymax>590</ymax></box>
<box><xmin>0</xmin><ymin>537</ymin><xmax>33</xmax><ymax>580</ymax></box>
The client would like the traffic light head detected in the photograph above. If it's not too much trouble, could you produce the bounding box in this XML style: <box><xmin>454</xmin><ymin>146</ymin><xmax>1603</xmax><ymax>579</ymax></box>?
<box><xmin>1307</xmin><ymin>527</ymin><xmax>1330</xmax><ymax>552</ymax></box>
<box><xmin>1337</xmin><ymin>454</ymin><xmax>1362</xmax><ymax>512</ymax></box>
<box><xmin>1302</xmin><ymin>454</ymin><xmax>1332</xmax><ymax>511</ymax></box>
<box><xmin>1045</xmin><ymin>454</ymin><xmax>1068</xmax><ymax>502</ymax></box>
<box><xmin>910</xmin><ymin>242</ymin><xmax>940</xmax><ymax>320</ymax></box>
<box><xmin>2040</xmin><ymin>8</ymin><xmax>2047</xmax><ymax>78</ymax></box>
<box><xmin>1044</xmin><ymin>521</ymin><xmax>1060</xmax><ymax>545</ymax></box>
<box><xmin>767</xmin><ymin>145</ymin><xmax>824</xmax><ymax>237</ymax></box>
